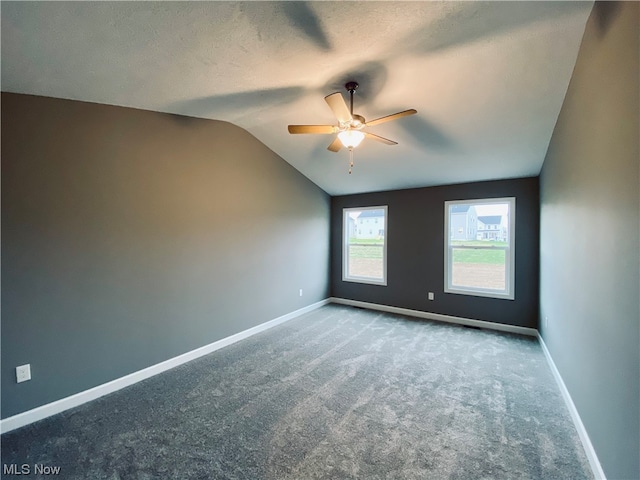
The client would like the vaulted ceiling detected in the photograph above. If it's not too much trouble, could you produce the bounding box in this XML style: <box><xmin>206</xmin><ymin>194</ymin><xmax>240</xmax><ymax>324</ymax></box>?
<box><xmin>1</xmin><ymin>1</ymin><xmax>593</xmax><ymax>195</ymax></box>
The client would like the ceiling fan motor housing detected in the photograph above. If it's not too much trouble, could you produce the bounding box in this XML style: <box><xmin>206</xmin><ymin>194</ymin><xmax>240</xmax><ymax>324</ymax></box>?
<box><xmin>351</xmin><ymin>114</ymin><xmax>365</xmax><ymax>128</ymax></box>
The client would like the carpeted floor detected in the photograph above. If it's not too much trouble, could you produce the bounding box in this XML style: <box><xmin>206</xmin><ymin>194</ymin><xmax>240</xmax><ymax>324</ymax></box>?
<box><xmin>1</xmin><ymin>305</ymin><xmax>593</xmax><ymax>479</ymax></box>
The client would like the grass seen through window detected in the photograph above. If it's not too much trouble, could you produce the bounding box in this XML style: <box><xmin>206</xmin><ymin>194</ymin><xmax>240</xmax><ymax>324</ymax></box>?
<box><xmin>452</xmin><ymin>241</ymin><xmax>508</xmax><ymax>264</ymax></box>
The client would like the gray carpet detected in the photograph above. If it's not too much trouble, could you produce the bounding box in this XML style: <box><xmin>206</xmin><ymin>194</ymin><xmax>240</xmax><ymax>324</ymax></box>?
<box><xmin>1</xmin><ymin>305</ymin><xmax>593</xmax><ymax>479</ymax></box>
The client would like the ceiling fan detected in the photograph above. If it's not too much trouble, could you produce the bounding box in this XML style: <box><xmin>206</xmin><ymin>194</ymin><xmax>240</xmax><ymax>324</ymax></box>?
<box><xmin>288</xmin><ymin>81</ymin><xmax>417</xmax><ymax>173</ymax></box>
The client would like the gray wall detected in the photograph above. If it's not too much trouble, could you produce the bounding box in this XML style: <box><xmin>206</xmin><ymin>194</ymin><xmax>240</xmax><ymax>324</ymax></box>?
<box><xmin>539</xmin><ymin>2</ymin><xmax>639</xmax><ymax>479</ymax></box>
<box><xmin>331</xmin><ymin>177</ymin><xmax>539</xmax><ymax>328</ymax></box>
<box><xmin>1</xmin><ymin>93</ymin><xmax>330</xmax><ymax>419</ymax></box>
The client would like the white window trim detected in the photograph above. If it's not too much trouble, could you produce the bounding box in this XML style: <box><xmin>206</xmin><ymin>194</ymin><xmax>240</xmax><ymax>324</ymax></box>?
<box><xmin>444</xmin><ymin>197</ymin><xmax>515</xmax><ymax>300</ymax></box>
<box><xmin>343</xmin><ymin>205</ymin><xmax>388</xmax><ymax>286</ymax></box>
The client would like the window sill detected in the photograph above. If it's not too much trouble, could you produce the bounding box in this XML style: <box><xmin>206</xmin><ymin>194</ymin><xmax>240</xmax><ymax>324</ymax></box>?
<box><xmin>445</xmin><ymin>286</ymin><xmax>514</xmax><ymax>300</ymax></box>
<box><xmin>343</xmin><ymin>277</ymin><xmax>387</xmax><ymax>286</ymax></box>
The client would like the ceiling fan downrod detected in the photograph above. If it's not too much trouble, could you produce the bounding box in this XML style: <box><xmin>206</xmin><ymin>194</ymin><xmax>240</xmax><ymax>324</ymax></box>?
<box><xmin>345</xmin><ymin>81</ymin><xmax>358</xmax><ymax>117</ymax></box>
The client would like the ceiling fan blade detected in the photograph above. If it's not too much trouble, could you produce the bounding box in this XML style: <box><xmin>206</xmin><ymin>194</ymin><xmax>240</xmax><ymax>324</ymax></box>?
<box><xmin>327</xmin><ymin>137</ymin><xmax>343</xmax><ymax>152</ymax></box>
<box><xmin>365</xmin><ymin>109</ymin><xmax>417</xmax><ymax>127</ymax></box>
<box><xmin>288</xmin><ymin>125</ymin><xmax>337</xmax><ymax>134</ymax></box>
<box><xmin>365</xmin><ymin>132</ymin><xmax>398</xmax><ymax>145</ymax></box>
<box><xmin>324</xmin><ymin>92</ymin><xmax>353</xmax><ymax>124</ymax></box>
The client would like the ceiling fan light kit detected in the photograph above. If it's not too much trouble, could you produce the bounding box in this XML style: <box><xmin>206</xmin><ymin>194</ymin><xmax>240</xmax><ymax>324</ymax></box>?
<box><xmin>288</xmin><ymin>81</ymin><xmax>417</xmax><ymax>174</ymax></box>
<box><xmin>337</xmin><ymin>130</ymin><xmax>365</xmax><ymax>149</ymax></box>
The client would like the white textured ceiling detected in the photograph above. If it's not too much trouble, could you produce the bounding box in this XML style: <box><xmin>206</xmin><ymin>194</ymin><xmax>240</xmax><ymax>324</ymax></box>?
<box><xmin>1</xmin><ymin>1</ymin><xmax>593</xmax><ymax>195</ymax></box>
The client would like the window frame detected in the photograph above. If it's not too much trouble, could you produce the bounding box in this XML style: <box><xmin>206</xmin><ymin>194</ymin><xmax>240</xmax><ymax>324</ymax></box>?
<box><xmin>444</xmin><ymin>197</ymin><xmax>515</xmax><ymax>300</ymax></box>
<box><xmin>343</xmin><ymin>205</ymin><xmax>388</xmax><ymax>286</ymax></box>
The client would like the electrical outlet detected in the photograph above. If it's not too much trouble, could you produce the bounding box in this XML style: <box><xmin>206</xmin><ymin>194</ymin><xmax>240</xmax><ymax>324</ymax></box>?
<box><xmin>428</xmin><ymin>292</ymin><xmax>434</xmax><ymax>301</ymax></box>
<box><xmin>16</xmin><ymin>364</ymin><xmax>31</xmax><ymax>383</ymax></box>
<box><xmin>299</xmin><ymin>289</ymin><xmax>303</xmax><ymax>297</ymax></box>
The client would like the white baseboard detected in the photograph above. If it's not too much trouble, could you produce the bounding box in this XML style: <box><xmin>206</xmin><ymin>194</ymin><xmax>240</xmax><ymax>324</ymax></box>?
<box><xmin>0</xmin><ymin>299</ymin><xmax>329</xmax><ymax>434</ymax></box>
<box><xmin>538</xmin><ymin>334</ymin><xmax>606</xmax><ymax>480</ymax></box>
<box><xmin>329</xmin><ymin>297</ymin><xmax>538</xmax><ymax>337</ymax></box>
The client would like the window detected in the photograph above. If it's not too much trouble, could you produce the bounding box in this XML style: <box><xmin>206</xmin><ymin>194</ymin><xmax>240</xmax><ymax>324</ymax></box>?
<box><xmin>343</xmin><ymin>206</ymin><xmax>387</xmax><ymax>285</ymax></box>
<box><xmin>444</xmin><ymin>198</ymin><xmax>515</xmax><ymax>300</ymax></box>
